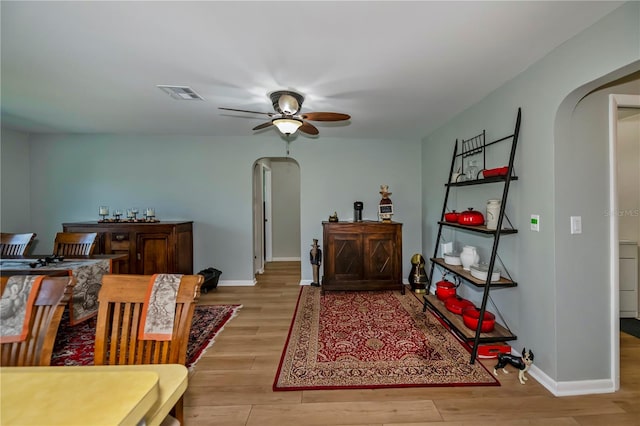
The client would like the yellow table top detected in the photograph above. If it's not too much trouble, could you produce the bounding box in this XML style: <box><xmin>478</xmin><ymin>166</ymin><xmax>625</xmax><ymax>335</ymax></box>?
<box><xmin>0</xmin><ymin>364</ymin><xmax>188</xmax><ymax>426</ymax></box>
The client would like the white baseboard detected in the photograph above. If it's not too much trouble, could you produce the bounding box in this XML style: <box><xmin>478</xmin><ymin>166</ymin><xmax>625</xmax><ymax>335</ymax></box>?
<box><xmin>530</xmin><ymin>364</ymin><xmax>616</xmax><ymax>396</ymax></box>
<box><xmin>271</xmin><ymin>257</ymin><xmax>301</xmax><ymax>261</ymax></box>
<box><xmin>216</xmin><ymin>279</ymin><xmax>256</xmax><ymax>287</ymax></box>
<box><xmin>502</xmin><ymin>348</ymin><xmax>616</xmax><ymax>397</ymax></box>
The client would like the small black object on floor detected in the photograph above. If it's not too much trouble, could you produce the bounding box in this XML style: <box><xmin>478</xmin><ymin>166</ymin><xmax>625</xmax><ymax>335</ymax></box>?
<box><xmin>198</xmin><ymin>267</ymin><xmax>222</xmax><ymax>293</ymax></box>
<box><xmin>620</xmin><ymin>318</ymin><xmax>640</xmax><ymax>339</ymax></box>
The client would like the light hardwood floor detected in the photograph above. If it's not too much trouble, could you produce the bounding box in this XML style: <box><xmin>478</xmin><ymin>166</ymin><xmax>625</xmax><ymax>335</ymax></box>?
<box><xmin>185</xmin><ymin>261</ymin><xmax>640</xmax><ymax>425</ymax></box>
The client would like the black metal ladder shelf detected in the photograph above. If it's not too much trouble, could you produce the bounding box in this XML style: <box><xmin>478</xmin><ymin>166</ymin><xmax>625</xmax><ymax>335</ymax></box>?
<box><xmin>422</xmin><ymin>108</ymin><xmax>521</xmax><ymax>363</ymax></box>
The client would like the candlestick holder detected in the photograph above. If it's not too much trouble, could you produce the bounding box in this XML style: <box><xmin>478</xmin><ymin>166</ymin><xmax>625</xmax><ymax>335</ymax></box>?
<box><xmin>145</xmin><ymin>208</ymin><xmax>156</xmax><ymax>222</ymax></box>
<box><xmin>99</xmin><ymin>206</ymin><xmax>109</xmax><ymax>222</ymax></box>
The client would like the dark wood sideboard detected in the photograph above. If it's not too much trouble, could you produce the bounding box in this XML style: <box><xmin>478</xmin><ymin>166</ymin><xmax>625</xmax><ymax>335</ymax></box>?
<box><xmin>62</xmin><ymin>221</ymin><xmax>193</xmax><ymax>275</ymax></box>
<box><xmin>322</xmin><ymin>221</ymin><xmax>404</xmax><ymax>294</ymax></box>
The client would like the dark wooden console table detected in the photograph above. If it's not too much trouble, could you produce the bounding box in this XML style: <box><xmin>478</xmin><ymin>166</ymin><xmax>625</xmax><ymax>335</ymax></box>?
<box><xmin>62</xmin><ymin>221</ymin><xmax>193</xmax><ymax>275</ymax></box>
<box><xmin>321</xmin><ymin>221</ymin><xmax>404</xmax><ymax>294</ymax></box>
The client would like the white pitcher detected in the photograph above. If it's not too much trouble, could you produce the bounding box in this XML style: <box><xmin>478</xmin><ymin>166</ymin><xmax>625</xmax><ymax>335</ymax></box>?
<box><xmin>460</xmin><ymin>245</ymin><xmax>479</xmax><ymax>270</ymax></box>
<box><xmin>486</xmin><ymin>199</ymin><xmax>501</xmax><ymax>230</ymax></box>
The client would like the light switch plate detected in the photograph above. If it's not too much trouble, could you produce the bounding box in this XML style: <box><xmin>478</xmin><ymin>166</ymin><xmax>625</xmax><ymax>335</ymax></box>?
<box><xmin>570</xmin><ymin>216</ymin><xmax>582</xmax><ymax>234</ymax></box>
<box><xmin>530</xmin><ymin>214</ymin><xmax>540</xmax><ymax>232</ymax></box>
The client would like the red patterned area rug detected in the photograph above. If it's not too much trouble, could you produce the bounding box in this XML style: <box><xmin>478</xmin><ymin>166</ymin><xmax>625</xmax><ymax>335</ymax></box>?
<box><xmin>51</xmin><ymin>304</ymin><xmax>241</xmax><ymax>369</ymax></box>
<box><xmin>273</xmin><ymin>287</ymin><xmax>498</xmax><ymax>390</ymax></box>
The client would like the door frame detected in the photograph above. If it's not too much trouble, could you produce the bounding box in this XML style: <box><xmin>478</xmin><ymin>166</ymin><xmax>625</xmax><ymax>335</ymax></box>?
<box><xmin>607</xmin><ymin>93</ymin><xmax>640</xmax><ymax>391</ymax></box>
<box><xmin>264</xmin><ymin>166</ymin><xmax>273</xmax><ymax>263</ymax></box>
<box><xmin>253</xmin><ymin>160</ymin><xmax>272</xmax><ymax>275</ymax></box>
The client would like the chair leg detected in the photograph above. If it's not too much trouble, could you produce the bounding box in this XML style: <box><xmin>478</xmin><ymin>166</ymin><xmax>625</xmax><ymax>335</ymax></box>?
<box><xmin>171</xmin><ymin>397</ymin><xmax>184</xmax><ymax>425</ymax></box>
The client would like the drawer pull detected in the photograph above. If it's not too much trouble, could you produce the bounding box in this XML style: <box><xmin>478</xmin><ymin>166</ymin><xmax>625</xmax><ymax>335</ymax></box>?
<box><xmin>114</xmin><ymin>234</ymin><xmax>126</xmax><ymax>241</ymax></box>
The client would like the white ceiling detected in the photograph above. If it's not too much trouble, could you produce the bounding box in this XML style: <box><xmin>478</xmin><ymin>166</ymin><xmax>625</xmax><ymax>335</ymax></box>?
<box><xmin>0</xmin><ymin>1</ymin><xmax>624</xmax><ymax>141</ymax></box>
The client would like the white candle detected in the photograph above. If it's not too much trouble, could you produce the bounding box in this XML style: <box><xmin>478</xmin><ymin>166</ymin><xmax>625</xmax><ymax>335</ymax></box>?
<box><xmin>99</xmin><ymin>206</ymin><xmax>109</xmax><ymax>215</ymax></box>
<box><xmin>146</xmin><ymin>208</ymin><xmax>155</xmax><ymax>217</ymax></box>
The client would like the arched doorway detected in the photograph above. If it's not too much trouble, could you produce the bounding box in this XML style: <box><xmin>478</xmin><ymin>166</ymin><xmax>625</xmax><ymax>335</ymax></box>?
<box><xmin>252</xmin><ymin>157</ymin><xmax>301</xmax><ymax>276</ymax></box>
<box><xmin>557</xmin><ymin>68</ymin><xmax>639</xmax><ymax>392</ymax></box>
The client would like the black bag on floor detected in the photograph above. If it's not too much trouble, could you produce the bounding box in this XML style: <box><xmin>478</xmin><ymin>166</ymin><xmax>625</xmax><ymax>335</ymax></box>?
<box><xmin>197</xmin><ymin>267</ymin><xmax>222</xmax><ymax>293</ymax></box>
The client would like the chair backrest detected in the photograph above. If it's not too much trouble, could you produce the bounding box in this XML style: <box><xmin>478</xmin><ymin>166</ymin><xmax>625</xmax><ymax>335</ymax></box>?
<box><xmin>0</xmin><ymin>276</ymin><xmax>75</xmax><ymax>366</ymax></box>
<box><xmin>53</xmin><ymin>232</ymin><xmax>97</xmax><ymax>256</ymax></box>
<box><xmin>94</xmin><ymin>274</ymin><xmax>202</xmax><ymax>366</ymax></box>
<box><xmin>0</xmin><ymin>233</ymin><xmax>36</xmax><ymax>256</ymax></box>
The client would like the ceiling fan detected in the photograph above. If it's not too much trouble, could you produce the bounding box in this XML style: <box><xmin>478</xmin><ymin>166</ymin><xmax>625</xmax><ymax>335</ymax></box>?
<box><xmin>219</xmin><ymin>90</ymin><xmax>351</xmax><ymax>136</ymax></box>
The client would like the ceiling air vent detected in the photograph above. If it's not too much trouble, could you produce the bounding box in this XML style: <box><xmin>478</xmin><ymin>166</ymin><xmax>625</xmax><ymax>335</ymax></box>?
<box><xmin>157</xmin><ymin>85</ymin><xmax>204</xmax><ymax>100</ymax></box>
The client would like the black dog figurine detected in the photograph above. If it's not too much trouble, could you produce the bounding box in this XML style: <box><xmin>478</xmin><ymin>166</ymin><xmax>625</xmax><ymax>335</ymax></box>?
<box><xmin>493</xmin><ymin>348</ymin><xmax>534</xmax><ymax>384</ymax></box>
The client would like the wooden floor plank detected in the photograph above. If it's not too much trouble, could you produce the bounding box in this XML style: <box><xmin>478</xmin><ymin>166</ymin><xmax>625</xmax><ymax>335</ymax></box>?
<box><xmin>183</xmin><ymin>261</ymin><xmax>640</xmax><ymax>425</ymax></box>
<box><xmin>246</xmin><ymin>400</ymin><xmax>442</xmax><ymax>426</ymax></box>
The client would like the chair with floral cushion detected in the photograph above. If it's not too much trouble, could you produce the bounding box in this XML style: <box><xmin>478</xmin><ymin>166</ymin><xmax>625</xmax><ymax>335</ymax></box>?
<box><xmin>94</xmin><ymin>274</ymin><xmax>202</xmax><ymax>425</ymax></box>
<box><xmin>0</xmin><ymin>275</ymin><xmax>75</xmax><ymax>366</ymax></box>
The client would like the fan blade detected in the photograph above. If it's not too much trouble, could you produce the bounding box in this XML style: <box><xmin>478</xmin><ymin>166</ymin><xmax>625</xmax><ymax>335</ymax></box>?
<box><xmin>253</xmin><ymin>121</ymin><xmax>274</xmax><ymax>131</ymax></box>
<box><xmin>219</xmin><ymin>107</ymin><xmax>273</xmax><ymax>117</ymax></box>
<box><xmin>299</xmin><ymin>121</ymin><xmax>319</xmax><ymax>135</ymax></box>
<box><xmin>300</xmin><ymin>112</ymin><xmax>350</xmax><ymax>121</ymax></box>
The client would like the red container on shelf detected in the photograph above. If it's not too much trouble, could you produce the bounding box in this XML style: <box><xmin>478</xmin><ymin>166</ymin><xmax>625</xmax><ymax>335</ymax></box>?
<box><xmin>435</xmin><ymin>279</ymin><xmax>457</xmax><ymax>301</ymax></box>
<box><xmin>482</xmin><ymin>166</ymin><xmax>509</xmax><ymax>178</ymax></box>
<box><xmin>445</xmin><ymin>296</ymin><xmax>475</xmax><ymax>315</ymax></box>
<box><xmin>471</xmin><ymin>343</ymin><xmax>512</xmax><ymax>359</ymax></box>
<box><xmin>458</xmin><ymin>208</ymin><xmax>484</xmax><ymax>225</ymax></box>
<box><xmin>462</xmin><ymin>306</ymin><xmax>496</xmax><ymax>333</ymax></box>
<box><xmin>444</xmin><ymin>211</ymin><xmax>460</xmax><ymax>223</ymax></box>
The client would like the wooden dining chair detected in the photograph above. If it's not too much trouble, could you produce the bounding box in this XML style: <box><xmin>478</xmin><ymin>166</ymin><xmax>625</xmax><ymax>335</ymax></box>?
<box><xmin>0</xmin><ymin>232</ymin><xmax>36</xmax><ymax>256</ymax></box>
<box><xmin>53</xmin><ymin>232</ymin><xmax>97</xmax><ymax>256</ymax></box>
<box><xmin>95</xmin><ymin>274</ymin><xmax>203</xmax><ymax>425</ymax></box>
<box><xmin>0</xmin><ymin>276</ymin><xmax>75</xmax><ymax>366</ymax></box>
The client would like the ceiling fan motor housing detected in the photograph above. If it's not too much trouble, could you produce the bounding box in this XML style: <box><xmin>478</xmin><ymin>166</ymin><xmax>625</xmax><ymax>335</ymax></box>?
<box><xmin>270</xmin><ymin>90</ymin><xmax>304</xmax><ymax>115</ymax></box>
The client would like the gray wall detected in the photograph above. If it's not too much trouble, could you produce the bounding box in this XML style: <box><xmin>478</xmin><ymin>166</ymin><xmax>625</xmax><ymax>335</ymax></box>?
<box><xmin>0</xmin><ymin>132</ymin><xmax>422</xmax><ymax>284</ymax></box>
<box><xmin>1</xmin><ymin>129</ymin><xmax>31</xmax><ymax>233</ymax></box>
<box><xmin>422</xmin><ymin>2</ymin><xmax>639</xmax><ymax>384</ymax></box>
<box><xmin>271</xmin><ymin>158</ymin><xmax>301</xmax><ymax>260</ymax></box>
<box><xmin>556</xmin><ymin>75</ymin><xmax>640</xmax><ymax>381</ymax></box>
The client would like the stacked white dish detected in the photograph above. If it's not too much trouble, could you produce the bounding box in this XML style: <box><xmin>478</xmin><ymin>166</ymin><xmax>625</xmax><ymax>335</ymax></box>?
<box><xmin>469</xmin><ymin>263</ymin><xmax>501</xmax><ymax>282</ymax></box>
<box><xmin>443</xmin><ymin>252</ymin><xmax>461</xmax><ymax>266</ymax></box>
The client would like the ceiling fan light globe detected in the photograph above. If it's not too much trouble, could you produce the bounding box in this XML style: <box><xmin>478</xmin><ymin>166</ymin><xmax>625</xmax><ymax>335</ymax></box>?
<box><xmin>273</xmin><ymin>118</ymin><xmax>303</xmax><ymax>135</ymax></box>
<box><xmin>278</xmin><ymin>94</ymin><xmax>300</xmax><ymax>114</ymax></box>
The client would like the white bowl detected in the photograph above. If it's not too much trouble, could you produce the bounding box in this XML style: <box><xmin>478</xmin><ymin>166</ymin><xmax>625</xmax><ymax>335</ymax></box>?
<box><xmin>443</xmin><ymin>252</ymin><xmax>461</xmax><ymax>266</ymax></box>
<box><xmin>470</xmin><ymin>264</ymin><xmax>500</xmax><ymax>282</ymax></box>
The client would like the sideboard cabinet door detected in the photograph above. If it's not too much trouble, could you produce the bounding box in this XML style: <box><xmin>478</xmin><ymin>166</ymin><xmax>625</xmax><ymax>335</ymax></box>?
<box><xmin>62</xmin><ymin>221</ymin><xmax>193</xmax><ymax>275</ymax></box>
<box><xmin>137</xmin><ymin>232</ymin><xmax>171</xmax><ymax>275</ymax></box>
<box><xmin>327</xmin><ymin>232</ymin><xmax>363</xmax><ymax>281</ymax></box>
<box><xmin>364</xmin><ymin>232</ymin><xmax>398</xmax><ymax>282</ymax></box>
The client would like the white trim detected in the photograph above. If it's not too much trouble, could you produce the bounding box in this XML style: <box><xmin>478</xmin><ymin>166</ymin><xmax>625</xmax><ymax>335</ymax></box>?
<box><xmin>264</xmin><ymin>168</ymin><xmax>273</xmax><ymax>262</ymax></box>
<box><xmin>272</xmin><ymin>257</ymin><xmax>302</xmax><ymax>261</ymax></box>
<box><xmin>216</xmin><ymin>279</ymin><xmax>257</xmax><ymax>287</ymax></box>
<box><xmin>527</xmin><ymin>363</ymin><xmax>615</xmax><ymax>396</ymax></box>
<box><xmin>608</xmin><ymin>93</ymin><xmax>640</xmax><ymax>392</ymax></box>
<box><xmin>253</xmin><ymin>162</ymin><xmax>264</xmax><ymax>276</ymax></box>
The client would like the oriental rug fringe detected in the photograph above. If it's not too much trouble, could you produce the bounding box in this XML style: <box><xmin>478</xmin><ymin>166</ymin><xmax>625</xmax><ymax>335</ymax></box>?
<box><xmin>273</xmin><ymin>287</ymin><xmax>498</xmax><ymax>390</ymax></box>
<box><xmin>51</xmin><ymin>304</ymin><xmax>241</xmax><ymax>369</ymax></box>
